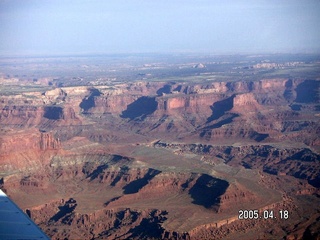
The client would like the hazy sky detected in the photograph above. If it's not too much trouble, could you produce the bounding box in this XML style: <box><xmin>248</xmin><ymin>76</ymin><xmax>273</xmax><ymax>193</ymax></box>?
<box><xmin>1</xmin><ymin>0</ymin><xmax>320</xmax><ymax>56</ymax></box>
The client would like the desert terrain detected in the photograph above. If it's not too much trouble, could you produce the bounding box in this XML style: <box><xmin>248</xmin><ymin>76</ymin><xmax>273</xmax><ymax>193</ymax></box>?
<box><xmin>0</xmin><ymin>54</ymin><xmax>319</xmax><ymax>239</ymax></box>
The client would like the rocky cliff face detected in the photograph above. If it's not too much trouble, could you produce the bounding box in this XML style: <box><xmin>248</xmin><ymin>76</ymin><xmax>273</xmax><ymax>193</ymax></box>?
<box><xmin>1</xmin><ymin>79</ymin><xmax>318</xmax><ymax>147</ymax></box>
<box><xmin>1</xmin><ymin>78</ymin><xmax>319</xmax><ymax>177</ymax></box>
<box><xmin>0</xmin><ymin>77</ymin><xmax>319</xmax><ymax>239</ymax></box>
<box><xmin>0</xmin><ymin>90</ymin><xmax>82</xmax><ymax>127</ymax></box>
<box><xmin>39</xmin><ymin>131</ymin><xmax>61</xmax><ymax>150</ymax></box>
<box><xmin>0</xmin><ymin>129</ymin><xmax>61</xmax><ymax>172</ymax></box>
<box><xmin>76</xmin><ymin>78</ymin><xmax>319</xmax><ymax>146</ymax></box>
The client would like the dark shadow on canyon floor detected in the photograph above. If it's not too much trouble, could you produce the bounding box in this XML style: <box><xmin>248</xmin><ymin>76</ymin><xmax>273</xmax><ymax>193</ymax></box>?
<box><xmin>127</xmin><ymin>210</ymin><xmax>168</xmax><ymax>239</ymax></box>
<box><xmin>206</xmin><ymin>95</ymin><xmax>235</xmax><ymax>123</ymax></box>
<box><xmin>295</xmin><ymin>80</ymin><xmax>319</xmax><ymax>103</ymax></box>
<box><xmin>49</xmin><ymin>198</ymin><xmax>77</xmax><ymax>223</ymax></box>
<box><xmin>123</xmin><ymin>168</ymin><xmax>161</xmax><ymax>194</ymax></box>
<box><xmin>156</xmin><ymin>84</ymin><xmax>172</xmax><ymax>96</ymax></box>
<box><xmin>79</xmin><ymin>88</ymin><xmax>101</xmax><ymax>112</ymax></box>
<box><xmin>120</xmin><ymin>96</ymin><xmax>158</xmax><ymax>120</ymax></box>
<box><xmin>188</xmin><ymin>174</ymin><xmax>229</xmax><ymax>209</ymax></box>
<box><xmin>43</xmin><ymin>106</ymin><xmax>63</xmax><ymax>120</ymax></box>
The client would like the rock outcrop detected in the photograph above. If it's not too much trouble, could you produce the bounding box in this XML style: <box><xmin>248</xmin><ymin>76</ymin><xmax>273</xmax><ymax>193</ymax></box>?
<box><xmin>154</xmin><ymin>141</ymin><xmax>320</xmax><ymax>187</ymax></box>
<box><xmin>0</xmin><ymin>129</ymin><xmax>61</xmax><ymax>173</ymax></box>
<box><xmin>0</xmin><ymin>77</ymin><xmax>319</xmax><ymax>239</ymax></box>
<box><xmin>1</xmin><ymin>78</ymin><xmax>319</xmax><ymax>146</ymax></box>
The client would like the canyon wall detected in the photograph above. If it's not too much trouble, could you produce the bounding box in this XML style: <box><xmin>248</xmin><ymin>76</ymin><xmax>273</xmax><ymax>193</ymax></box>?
<box><xmin>0</xmin><ymin>129</ymin><xmax>61</xmax><ymax>173</ymax></box>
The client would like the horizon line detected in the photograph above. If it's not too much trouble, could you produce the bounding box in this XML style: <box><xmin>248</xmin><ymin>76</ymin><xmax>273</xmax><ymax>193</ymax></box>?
<box><xmin>1</xmin><ymin>50</ymin><xmax>320</xmax><ymax>59</ymax></box>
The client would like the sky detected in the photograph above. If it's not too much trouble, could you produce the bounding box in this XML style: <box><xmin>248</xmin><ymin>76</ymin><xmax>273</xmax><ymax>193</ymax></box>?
<box><xmin>1</xmin><ymin>0</ymin><xmax>320</xmax><ymax>56</ymax></box>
